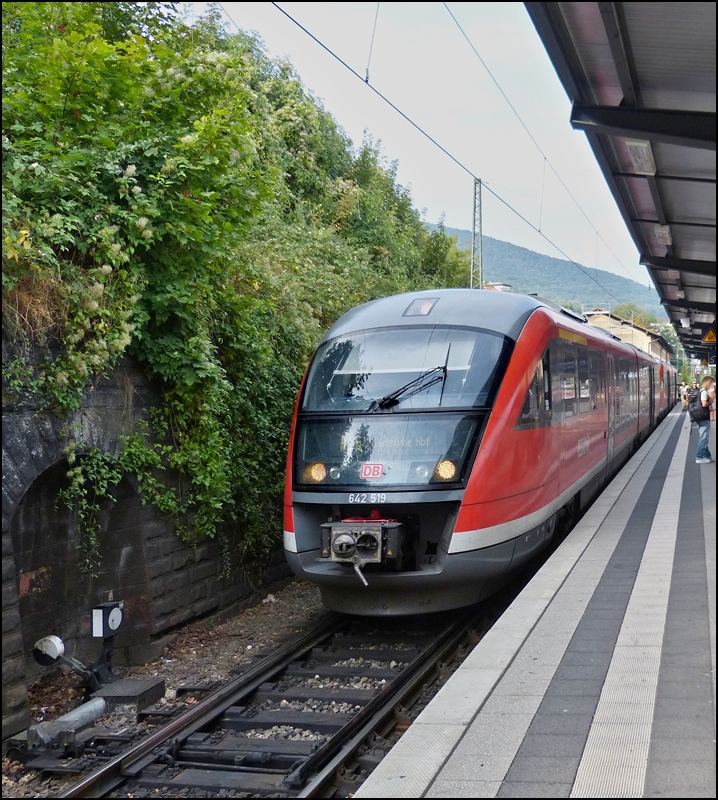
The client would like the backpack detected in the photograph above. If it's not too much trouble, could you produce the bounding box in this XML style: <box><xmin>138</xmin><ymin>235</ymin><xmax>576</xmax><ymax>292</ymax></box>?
<box><xmin>688</xmin><ymin>390</ymin><xmax>710</xmax><ymax>422</ymax></box>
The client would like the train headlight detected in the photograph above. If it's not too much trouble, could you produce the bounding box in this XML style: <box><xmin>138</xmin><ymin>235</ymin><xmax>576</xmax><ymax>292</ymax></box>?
<box><xmin>329</xmin><ymin>466</ymin><xmax>341</xmax><ymax>480</ymax></box>
<box><xmin>435</xmin><ymin>460</ymin><xmax>457</xmax><ymax>480</ymax></box>
<box><xmin>306</xmin><ymin>463</ymin><xmax>327</xmax><ymax>482</ymax></box>
<box><xmin>415</xmin><ymin>464</ymin><xmax>430</xmax><ymax>479</ymax></box>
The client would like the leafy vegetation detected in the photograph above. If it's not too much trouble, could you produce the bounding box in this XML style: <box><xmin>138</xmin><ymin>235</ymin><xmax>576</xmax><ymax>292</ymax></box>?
<box><xmin>2</xmin><ymin>2</ymin><xmax>468</xmax><ymax>568</ymax></box>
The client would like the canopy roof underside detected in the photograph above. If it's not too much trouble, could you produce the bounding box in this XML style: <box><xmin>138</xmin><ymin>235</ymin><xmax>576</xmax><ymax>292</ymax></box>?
<box><xmin>527</xmin><ymin>1</ymin><xmax>716</xmax><ymax>359</ymax></box>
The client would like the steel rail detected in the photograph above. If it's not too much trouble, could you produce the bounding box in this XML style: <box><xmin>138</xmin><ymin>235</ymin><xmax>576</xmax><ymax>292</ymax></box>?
<box><xmin>55</xmin><ymin>613</ymin><xmax>344</xmax><ymax>798</ymax></box>
<box><xmin>294</xmin><ymin>607</ymin><xmax>478</xmax><ymax>796</ymax></box>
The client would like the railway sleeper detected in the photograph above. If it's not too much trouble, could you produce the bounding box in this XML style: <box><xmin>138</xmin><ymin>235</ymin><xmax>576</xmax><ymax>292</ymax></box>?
<box><xmin>355</xmin><ymin>746</ymin><xmax>387</xmax><ymax>772</ymax></box>
<box><xmin>283</xmin><ymin>663</ymin><xmax>398</xmax><ymax>680</ymax></box>
<box><xmin>127</xmin><ymin>765</ymin><xmax>291</xmax><ymax>796</ymax></box>
<box><xmin>176</xmin><ymin>746</ymin><xmax>305</xmax><ymax>770</ymax></box>
<box><xmin>220</xmin><ymin>706</ymin><xmax>354</xmax><ymax>733</ymax></box>
<box><xmin>23</xmin><ymin>754</ymin><xmax>97</xmax><ymax>775</ymax></box>
<box><xmin>331</xmin><ymin>632</ymin><xmax>430</xmax><ymax>645</ymax></box>
<box><xmin>305</xmin><ymin>646</ymin><xmax>419</xmax><ymax>662</ymax></box>
<box><xmin>253</xmin><ymin>684</ymin><xmax>378</xmax><ymax>705</ymax></box>
<box><xmin>175</xmin><ymin>683</ymin><xmax>218</xmax><ymax>698</ymax></box>
<box><xmin>137</xmin><ymin>706</ymin><xmax>180</xmax><ymax>722</ymax></box>
<box><xmin>185</xmin><ymin>733</ymin><xmax>320</xmax><ymax>756</ymax></box>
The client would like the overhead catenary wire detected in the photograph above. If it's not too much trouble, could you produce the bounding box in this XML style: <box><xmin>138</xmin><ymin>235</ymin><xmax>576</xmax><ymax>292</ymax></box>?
<box><xmin>217</xmin><ymin>2</ymin><xmax>627</xmax><ymax>308</ymax></box>
<box><xmin>443</xmin><ymin>2</ymin><xmax>639</xmax><ymax>285</ymax></box>
<box><xmin>365</xmin><ymin>2</ymin><xmax>380</xmax><ymax>83</ymax></box>
<box><xmin>539</xmin><ymin>156</ymin><xmax>546</xmax><ymax>233</ymax></box>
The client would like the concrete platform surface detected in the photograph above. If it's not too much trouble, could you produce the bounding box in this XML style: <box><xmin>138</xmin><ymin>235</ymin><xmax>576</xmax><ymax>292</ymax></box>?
<box><xmin>357</xmin><ymin>410</ymin><xmax>715</xmax><ymax>798</ymax></box>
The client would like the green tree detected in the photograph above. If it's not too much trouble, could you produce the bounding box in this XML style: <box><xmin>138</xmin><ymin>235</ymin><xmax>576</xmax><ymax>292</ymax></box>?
<box><xmin>419</xmin><ymin>218</ymin><xmax>470</xmax><ymax>287</ymax></box>
<box><xmin>3</xmin><ymin>2</ymin><xmax>467</xmax><ymax>563</ymax></box>
<box><xmin>611</xmin><ymin>303</ymin><xmax>657</xmax><ymax>329</ymax></box>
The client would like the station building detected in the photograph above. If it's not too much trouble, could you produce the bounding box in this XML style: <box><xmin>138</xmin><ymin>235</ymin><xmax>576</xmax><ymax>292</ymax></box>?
<box><xmin>585</xmin><ymin>307</ymin><xmax>674</xmax><ymax>363</ymax></box>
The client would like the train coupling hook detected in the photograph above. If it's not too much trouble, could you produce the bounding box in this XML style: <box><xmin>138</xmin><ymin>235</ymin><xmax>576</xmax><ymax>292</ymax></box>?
<box><xmin>352</xmin><ymin>555</ymin><xmax>369</xmax><ymax>587</ymax></box>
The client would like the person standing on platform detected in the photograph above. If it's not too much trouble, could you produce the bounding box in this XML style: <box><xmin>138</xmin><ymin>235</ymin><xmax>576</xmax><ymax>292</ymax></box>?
<box><xmin>691</xmin><ymin>376</ymin><xmax>714</xmax><ymax>464</ymax></box>
<box><xmin>680</xmin><ymin>380</ymin><xmax>689</xmax><ymax>410</ymax></box>
<box><xmin>687</xmin><ymin>379</ymin><xmax>700</xmax><ymax>402</ymax></box>
<box><xmin>687</xmin><ymin>380</ymin><xmax>700</xmax><ymax>426</ymax></box>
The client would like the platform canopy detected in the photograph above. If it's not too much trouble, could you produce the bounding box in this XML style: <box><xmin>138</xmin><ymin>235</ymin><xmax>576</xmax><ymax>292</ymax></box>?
<box><xmin>526</xmin><ymin>2</ymin><xmax>716</xmax><ymax>361</ymax></box>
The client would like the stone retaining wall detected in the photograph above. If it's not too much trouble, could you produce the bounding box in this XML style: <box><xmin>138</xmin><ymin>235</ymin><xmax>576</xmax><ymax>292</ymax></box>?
<box><xmin>2</xmin><ymin>350</ymin><xmax>289</xmax><ymax>741</ymax></box>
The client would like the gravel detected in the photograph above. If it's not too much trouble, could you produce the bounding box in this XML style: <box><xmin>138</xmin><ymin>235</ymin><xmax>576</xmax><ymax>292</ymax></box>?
<box><xmin>278</xmin><ymin>675</ymin><xmax>386</xmax><ymax>691</ymax></box>
<box><xmin>250</xmin><ymin>698</ymin><xmax>361</xmax><ymax>714</ymax></box>
<box><xmin>2</xmin><ymin>579</ymin><xmax>325</xmax><ymax>799</ymax></box>
<box><xmin>219</xmin><ymin>726</ymin><xmax>329</xmax><ymax>743</ymax></box>
<box><xmin>330</xmin><ymin>657</ymin><xmax>407</xmax><ymax>669</ymax></box>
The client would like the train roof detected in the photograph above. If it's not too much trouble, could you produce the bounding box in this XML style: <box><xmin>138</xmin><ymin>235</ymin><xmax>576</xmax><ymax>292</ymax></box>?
<box><xmin>320</xmin><ymin>289</ymin><xmax>545</xmax><ymax>344</ymax></box>
<box><xmin>320</xmin><ymin>289</ymin><xmax>673</xmax><ymax>367</ymax></box>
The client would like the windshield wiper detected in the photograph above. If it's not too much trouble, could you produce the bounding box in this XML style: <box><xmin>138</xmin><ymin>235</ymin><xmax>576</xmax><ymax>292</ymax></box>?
<box><xmin>368</xmin><ymin>346</ymin><xmax>451</xmax><ymax>412</ymax></box>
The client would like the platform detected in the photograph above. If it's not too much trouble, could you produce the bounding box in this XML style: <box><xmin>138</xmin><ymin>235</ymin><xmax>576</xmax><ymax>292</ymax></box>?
<box><xmin>357</xmin><ymin>408</ymin><xmax>716</xmax><ymax>798</ymax></box>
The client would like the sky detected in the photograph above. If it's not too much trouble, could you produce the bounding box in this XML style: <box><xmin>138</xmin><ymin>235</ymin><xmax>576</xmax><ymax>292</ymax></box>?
<box><xmin>188</xmin><ymin>2</ymin><xmax>650</xmax><ymax>286</ymax></box>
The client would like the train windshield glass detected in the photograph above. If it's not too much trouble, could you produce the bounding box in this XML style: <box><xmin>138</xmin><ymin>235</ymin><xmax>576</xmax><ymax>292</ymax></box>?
<box><xmin>294</xmin><ymin>413</ymin><xmax>482</xmax><ymax>488</ymax></box>
<box><xmin>302</xmin><ymin>326</ymin><xmax>509</xmax><ymax>412</ymax></box>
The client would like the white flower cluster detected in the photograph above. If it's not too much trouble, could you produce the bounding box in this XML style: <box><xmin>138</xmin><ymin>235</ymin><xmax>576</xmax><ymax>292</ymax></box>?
<box><xmin>135</xmin><ymin>218</ymin><xmax>154</xmax><ymax>239</ymax></box>
<box><xmin>110</xmin><ymin>334</ymin><xmax>131</xmax><ymax>353</ymax></box>
<box><xmin>205</xmin><ymin>51</ymin><xmax>229</xmax><ymax>64</ymax></box>
<box><xmin>67</xmin><ymin>355</ymin><xmax>89</xmax><ymax>377</ymax></box>
<box><xmin>55</xmin><ymin>371</ymin><xmax>69</xmax><ymax>387</ymax></box>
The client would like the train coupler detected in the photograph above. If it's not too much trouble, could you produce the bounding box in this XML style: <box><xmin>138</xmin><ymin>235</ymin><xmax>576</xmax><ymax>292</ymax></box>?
<box><xmin>320</xmin><ymin>518</ymin><xmax>405</xmax><ymax>585</ymax></box>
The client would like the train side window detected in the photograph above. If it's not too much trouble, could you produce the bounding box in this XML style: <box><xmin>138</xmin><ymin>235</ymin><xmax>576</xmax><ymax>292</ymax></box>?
<box><xmin>639</xmin><ymin>365</ymin><xmax>650</xmax><ymax>416</ymax></box>
<box><xmin>542</xmin><ymin>349</ymin><xmax>552</xmax><ymax>423</ymax></box>
<box><xmin>630</xmin><ymin>367</ymin><xmax>638</xmax><ymax>417</ymax></box>
<box><xmin>516</xmin><ymin>360</ymin><xmax>542</xmax><ymax>430</ymax></box>
<box><xmin>561</xmin><ymin>343</ymin><xmax>577</xmax><ymax>418</ymax></box>
<box><xmin>590</xmin><ymin>350</ymin><xmax>606</xmax><ymax>409</ymax></box>
<box><xmin>617</xmin><ymin>358</ymin><xmax>635</xmax><ymax>431</ymax></box>
<box><xmin>616</xmin><ymin>358</ymin><xmax>628</xmax><ymax>431</ymax></box>
<box><xmin>577</xmin><ymin>345</ymin><xmax>591</xmax><ymax>413</ymax></box>
<box><xmin>550</xmin><ymin>340</ymin><xmax>562</xmax><ymax>422</ymax></box>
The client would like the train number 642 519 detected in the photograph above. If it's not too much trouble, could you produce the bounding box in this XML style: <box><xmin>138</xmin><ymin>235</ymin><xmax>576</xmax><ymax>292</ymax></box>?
<box><xmin>348</xmin><ymin>493</ymin><xmax>387</xmax><ymax>504</ymax></box>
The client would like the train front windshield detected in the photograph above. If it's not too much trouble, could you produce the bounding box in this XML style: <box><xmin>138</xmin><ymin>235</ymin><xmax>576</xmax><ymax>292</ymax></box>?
<box><xmin>295</xmin><ymin>326</ymin><xmax>510</xmax><ymax>488</ymax></box>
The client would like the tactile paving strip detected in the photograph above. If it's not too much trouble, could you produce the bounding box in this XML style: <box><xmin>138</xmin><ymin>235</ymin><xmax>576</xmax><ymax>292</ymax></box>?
<box><xmin>570</xmin><ymin>417</ymin><xmax>690</xmax><ymax>798</ymax></box>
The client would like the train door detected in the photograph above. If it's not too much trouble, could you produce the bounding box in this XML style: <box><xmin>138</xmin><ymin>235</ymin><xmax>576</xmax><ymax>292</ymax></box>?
<box><xmin>607</xmin><ymin>352</ymin><xmax>615</xmax><ymax>472</ymax></box>
<box><xmin>649</xmin><ymin>366</ymin><xmax>655</xmax><ymax>425</ymax></box>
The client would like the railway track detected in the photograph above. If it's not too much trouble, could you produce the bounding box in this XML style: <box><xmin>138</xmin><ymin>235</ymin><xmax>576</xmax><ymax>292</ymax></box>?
<box><xmin>54</xmin><ymin>607</ymin><xmax>481</xmax><ymax>798</ymax></box>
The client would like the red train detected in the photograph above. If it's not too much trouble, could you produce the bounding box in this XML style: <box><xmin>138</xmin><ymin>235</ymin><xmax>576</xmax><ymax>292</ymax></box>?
<box><xmin>283</xmin><ymin>290</ymin><xmax>677</xmax><ymax>615</ymax></box>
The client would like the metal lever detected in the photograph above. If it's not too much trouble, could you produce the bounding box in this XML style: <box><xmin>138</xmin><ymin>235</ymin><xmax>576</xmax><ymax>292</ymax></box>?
<box><xmin>352</xmin><ymin>555</ymin><xmax>369</xmax><ymax>587</ymax></box>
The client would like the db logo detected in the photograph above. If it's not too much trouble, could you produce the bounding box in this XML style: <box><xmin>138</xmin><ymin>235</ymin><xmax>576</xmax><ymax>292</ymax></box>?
<box><xmin>360</xmin><ymin>463</ymin><xmax>384</xmax><ymax>479</ymax></box>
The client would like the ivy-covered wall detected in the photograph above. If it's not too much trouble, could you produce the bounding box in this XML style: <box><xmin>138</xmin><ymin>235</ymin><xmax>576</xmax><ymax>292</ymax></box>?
<box><xmin>1</xmin><ymin>348</ymin><xmax>289</xmax><ymax>741</ymax></box>
<box><xmin>2</xmin><ymin>2</ymin><xmax>471</xmax><ymax>741</ymax></box>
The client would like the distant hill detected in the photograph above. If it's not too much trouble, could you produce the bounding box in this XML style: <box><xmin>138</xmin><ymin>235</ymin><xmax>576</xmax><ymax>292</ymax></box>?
<box><xmin>429</xmin><ymin>224</ymin><xmax>667</xmax><ymax>320</ymax></box>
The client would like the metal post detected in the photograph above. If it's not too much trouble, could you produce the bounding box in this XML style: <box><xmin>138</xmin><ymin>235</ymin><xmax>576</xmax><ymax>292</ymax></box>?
<box><xmin>470</xmin><ymin>178</ymin><xmax>482</xmax><ymax>289</ymax></box>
